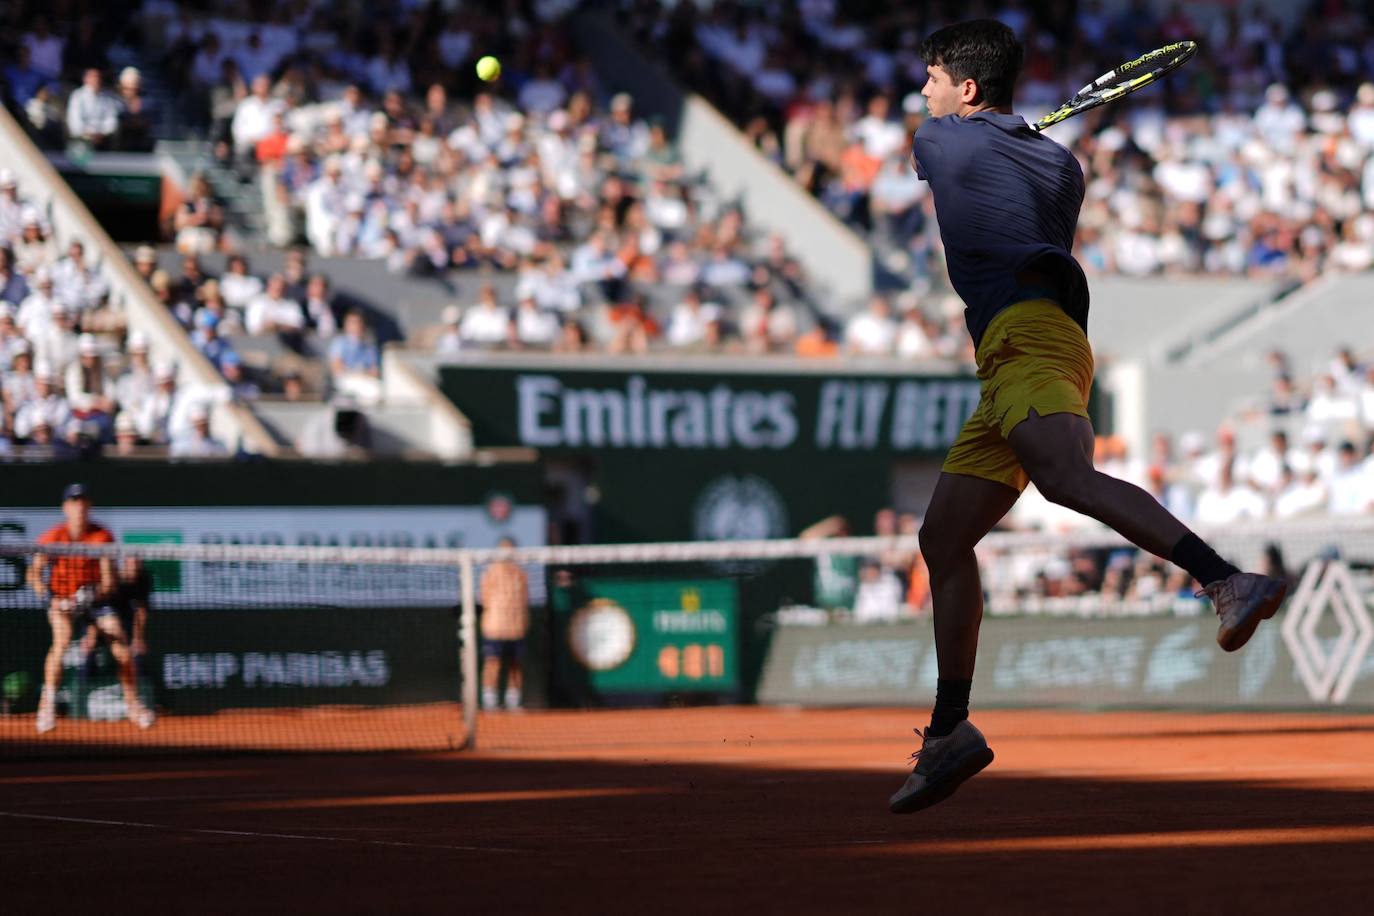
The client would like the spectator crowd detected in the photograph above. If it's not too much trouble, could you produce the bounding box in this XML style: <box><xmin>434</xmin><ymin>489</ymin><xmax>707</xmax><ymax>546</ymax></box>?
<box><xmin>0</xmin><ymin>173</ymin><xmax>233</xmax><ymax>458</ymax></box>
<box><xmin>623</xmin><ymin>0</ymin><xmax>1374</xmax><ymax>289</ymax></box>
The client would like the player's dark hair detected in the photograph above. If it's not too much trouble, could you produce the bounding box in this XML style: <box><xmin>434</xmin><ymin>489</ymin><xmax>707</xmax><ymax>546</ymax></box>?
<box><xmin>920</xmin><ymin>19</ymin><xmax>1023</xmax><ymax>108</ymax></box>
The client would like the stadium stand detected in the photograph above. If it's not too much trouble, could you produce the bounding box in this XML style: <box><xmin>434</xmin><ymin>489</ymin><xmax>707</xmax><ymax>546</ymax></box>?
<box><xmin>621</xmin><ymin>0</ymin><xmax>1374</xmax><ymax>290</ymax></box>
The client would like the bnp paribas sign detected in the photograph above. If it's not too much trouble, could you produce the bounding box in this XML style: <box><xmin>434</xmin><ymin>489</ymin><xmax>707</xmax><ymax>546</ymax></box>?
<box><xmin>442</xmin><ymin>365</ymin><xmax>982</xmax><ymax>455</ymax></box>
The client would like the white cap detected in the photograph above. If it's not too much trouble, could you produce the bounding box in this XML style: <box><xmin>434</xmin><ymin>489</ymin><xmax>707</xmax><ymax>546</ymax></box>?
<box><xmin>127</xmin><ymin>330</ymin><xmax>149</xmax><ymax>352</ymax></box>
<box><xmin>0</xmin><ymin>169</ymin><xmax>15</xmax><ymax>188</ymax></box>
<box><xmin>119</xmin><ymin>66</ymin><xmax>141</xmax><ymax>87</ymax></box>
<box><xmin>33</xmin><ymin>266</ymin><xmax>51</xmax><ymax>284</ymax></box>
<box><xmin>20</xmin><ymin>207</ymin><xmax>41</xmax><ymax>227</ymax></box>
<box><xmin>154</xmin><ymin>360</ymin><xmax>176</xmax><ymax>381</ymax></box>
<box><xmin>49</xmin><ymin>300</ymin><xmax>68</xmax><ymax>316</ymax></box>
<box><xmin>0</xmin><ymin>303</ymin><xmax>13</xmax><ymax>320</ymax></box>
<box><xmin>33</xmin><ymin>359</ymin><xmax>55</xmax><ymax>380</ymax></box>
<box><xmin>134</xmin><ymin>244</ymin><xmax>157</xmax><ymax>263</ymax></box>
<box><xmin>1179</xmin><ymin>431</ymin><xmax>1205</xmax><ymax>454</ymax></box>
<box><xmin>441</xmin><ymin>304</ymin><xmax>461</xmax><ymax>325</ymax></box>
<box><xmin>505</xmin><ymin>112</ymin><xmax>525</xmax><ymax>132</ymax></box>
<box><xmin>189</xmin><ymin>404</ymin><xmax>211</xmax><ymax>423</ymax></box>
<box><xmin>10</xmin><ymin>338</ymin><xmax>30</xmax><ymax>356</ymax></box>
<box><xmin>78</xmin><ymin>333</ymin><xmax>99</xmax><ymax>355</ymax></box>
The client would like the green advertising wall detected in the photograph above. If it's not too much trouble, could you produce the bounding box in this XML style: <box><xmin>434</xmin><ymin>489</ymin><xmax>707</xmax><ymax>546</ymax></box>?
<box><xmin>440</xmin><ymin>364</ymin><xmax>982</xmax><ymax>544</ymax></box>
<box><xmin>0</xmin><ymin>459</ymin><xmax>542</xmax><ymax>509</ymax></box>
<box><xmin>1</xmin><ymin>605</ymin><xmax>458</xmax><ymax>716</ymax></box>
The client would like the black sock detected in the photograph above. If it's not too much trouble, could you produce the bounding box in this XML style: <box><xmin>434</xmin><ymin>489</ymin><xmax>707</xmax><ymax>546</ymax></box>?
<box><xmin>1170</xmin><ymin>533</ymin><xmax>1240</xmax><ymax>586</ymax></box>
<box><xmin>928</xmin><ymin>678</ymin><xmax>972</xmax><ymax>737</ymax></box>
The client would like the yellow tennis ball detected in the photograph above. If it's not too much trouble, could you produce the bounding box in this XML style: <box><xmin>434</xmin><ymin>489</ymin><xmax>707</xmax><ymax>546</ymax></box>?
<box><xmin>476</xmin><ymin>56</ymin><xmax>501</xmax><ymax>82</ymax></box>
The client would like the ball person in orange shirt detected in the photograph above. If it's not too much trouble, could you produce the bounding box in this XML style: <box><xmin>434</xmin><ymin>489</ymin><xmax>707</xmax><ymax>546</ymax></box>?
<box><xmin>480</xmin><ymin>537</ymin><xmax>530</xmax><ymax>710</ymax></box>
<box><xmin>27</xmin><ymin>484</ymin><xmax>155</xmax><ymax>734</ymax></box>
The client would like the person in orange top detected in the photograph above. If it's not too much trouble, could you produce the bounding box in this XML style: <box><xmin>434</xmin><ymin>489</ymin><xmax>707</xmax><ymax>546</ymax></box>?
<box><xmin>27</xmin><ymin>484</ymin><xmax>154</xmax><ymax>734</ymax></box>
<box><xmin>479</xmin><ymin>537</ymin><xmax>531</xmax><ymax>710</ymax></box>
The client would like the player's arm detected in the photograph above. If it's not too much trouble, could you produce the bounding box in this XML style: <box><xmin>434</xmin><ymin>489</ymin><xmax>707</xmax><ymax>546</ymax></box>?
<box><xmin>99</xmin><ymin>557</ymin><xmax>116</xmax><ymax>597</ymax></box>
<box><xmin>131</xmin><ymin>599</ymin><xmax>149</xmax><ymax>656</ymax></box>
<box><xmin>27</xmin><ymin>551</ymin><xmax>48</xmax><ymax>600</ymax></box>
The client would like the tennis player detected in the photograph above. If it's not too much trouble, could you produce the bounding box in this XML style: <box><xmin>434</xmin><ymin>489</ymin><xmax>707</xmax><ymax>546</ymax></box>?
<box><xmin>890</xmin><ymin>20</ymin><xmax>1287</xmax><ymax>814</ymax></box>
<box><xmin>29</xmin><ymin>484</ymin><xmax>154</xmax><ymax>733</ymax></box>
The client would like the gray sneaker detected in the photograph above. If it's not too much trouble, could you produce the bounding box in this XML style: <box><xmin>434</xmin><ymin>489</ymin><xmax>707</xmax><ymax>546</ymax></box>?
<box><xmin>1200</xmin><ymin>572</ymin><xmax>1289</xmax><ymax>652</ymax></box>
<box><xmin>889</xmin><ymin>719</ymin><xmax>995</xmax><ymax>814</ymax></box>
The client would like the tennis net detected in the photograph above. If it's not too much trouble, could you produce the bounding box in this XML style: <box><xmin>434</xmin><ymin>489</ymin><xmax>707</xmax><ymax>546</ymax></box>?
<box><xmin>0</xmin><ymin>541</ymin><xmax>469</xmax><ymax>756</ymax></box>
<box><xmin>4</xmin><ymin>517</ymin><xmax>1372</xmax><ymax>758</ymax></box>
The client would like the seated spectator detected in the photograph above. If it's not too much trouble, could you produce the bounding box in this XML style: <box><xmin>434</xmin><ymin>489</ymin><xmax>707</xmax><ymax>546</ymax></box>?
<box><xmin>513</xmin><ymin>296</ymin><xmax>559</xmax><ymax>348</ymax></box>
<box><xmin>32</xmin><ymin>302</ymin><xmax>79</xmax><ymax>374</ymax></box>
<box><xmin>66</xmin><ymin>68</ymin><xmax>120</xmax><ymax>151</ymax></box>
<box><xmin>738</xmin><ymin>288</ymin><xmax>797</xmax><ymax>354</ymax></box>
<box><xmin>245</xmin><ymin>274</ymin><xmax>305</xmax><ymax>345</ymax></box>
<box><xmin>114</xmin><ymin>66</ymin><xmax>155</xmax><ymax>152</ymax></box>
<box><xmin>231</xmin><ymin>74</ymin><xmax>279</xmax><ymax>163</ymax></box>
<box><xmin>435</xmin><ymin>305</ymin><xmax>463</xmax><ymax>355</ymax></box>
<box><xmin>194</xmin><ymin>279</ymin><xmax>244</xmax><ymax>337</ymax></box>
<box><xmin>3</xmin><ymin>341</ymin><xmax>36</xmax><ymax>418</ymax></box>
<box><xmin>0</xmin><ymin>247</ymin><xmax>29</xmax><ymax>305</ymax></box>
<box><xmin>846</xmin><ymin>294</ymin><xmax>898</xmax><ymax>356</ymax></box>
<box><xmin>328</xmin><ymin>310</ymin><xmax>382</xmax><ymax>404</ymax></box>
<box><xmin>219</xmin><ymin>254</ymin><xmax>263</xmax><ymax>310</ymax></box>
<box><xmin>1274</xmin><ymin>466</ymin><xmax>1328</xmax><ymax>519</ymax></box>
<box><xmin>13</xmin><ymin>361</ymin><xmax>69</xmax><ymax>440</ymax></box>
<box><xmin>111</xmin><ymin>411</ymin><xmax>139</xmax><ymax>456</ymax></box>
<box><xmin>173</xmin><ymin>174</ymin><xmax>224</xmax><ymax>255</ymax></box>
<box><xmin>1248</xmin><ymin>430</ymin><xmax>1298</xmax><ymax>494</ymax></box>
<box><xmin>0</xmin><ymin>172</ymin><xmax>25</xmax><ymax>244</ymax></box>
<box><xmin>665</xmin><ymin>288</ymin><xmax>711</xmax><ymax>349</ymax></box>
<box><xmin>65</xmin><ymin>335</ymin><xmax>115</xmax><ymax>437</ymax></box>
<box><xmin>1307</xmin><ymin>373</ymin><xmax>1359</xmax><ymax>425</ymax></box>
<box><xmin>0</xmin><ymin>304</ymin><xmax>24</xmax><ymax>365</ymax></box>
<box><xmin>16</xmin><ymin>269</ymin><xmax>58</xmax><ymax>337</ymax></box>
<box><xmin>553</xmin><ymin>319</ymin><xmax>588</xmax><ymax>354</ymax></box>
<box><xmin>193</xmin><ymin>309</ymin><xmax>235</xmax><ymax>370</ymax></box>
<box><xmin>1195</xmin><ymin>461</ymin><xmax>1266</xmax><ymax>525</ymax></box>
<box><xmin>12</xmin><ymin>211</ymin><xmax>57</xmax><ymax>277</ymax></box>
<box><xmin>852</xmin><ymin>560</ymin><xmax>904</xmax><ymax>624</ymax></box>
<box><xmin>134</xmin><ymin>362</ymin><xmax>186</xmax><ymax>444</ymax></box>
<box><xmin>170</xmin><ymin>406</ymin><xmax>228</xmax><ymax>458</ymax></box>
<box><xmin>302</xmin><ymin>275</ymin><xmax>338</xmax><ymax>339</ymax></box>
<box><xmin>1328</xmin><ymin>441</ymin><xmax>1373</xmax><ymax>514</ymax></box>
<box><xmin>606</xmin><ymin>294</ymin><xmax>657</xmax><ymax>355</ymax></box>
<box><xmin>131</xmin><ymin>245</ymin><xmax>158</xmax><ymax>285</ymax></box>
<box><xmin>895</xmin><ymin>301</ymin><xmax>936</xmax><ymax>359</ymax></box>
<box><xmin>51</xmin><ymin>238</ymin><xmax>108</xmax><ymax>316</ymax></box>
<box><xmin>149</xmin><ymin>269</ymin><xmax>193</xmax><ymax>327</ymax></box>
<box><xmin>459</xmin><ymin>286</ymin><xmax>511</xmax><ymax>348</ymax></box>
<box><xmin>116</xmin><ymin>331</ymin><xmax>155</xmax><ymax>409</ymax></box>
<box><xmin>220</xmin><ymin>352</ymin><xmax>260</xmax><ymax>401</ymax></box>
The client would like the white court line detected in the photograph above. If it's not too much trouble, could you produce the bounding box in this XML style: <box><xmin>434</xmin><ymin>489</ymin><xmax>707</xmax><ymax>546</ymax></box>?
<box><xmin>0</xmin><ymin>810</ymin><xmax>519</xmax><ymax>854</ymax></box>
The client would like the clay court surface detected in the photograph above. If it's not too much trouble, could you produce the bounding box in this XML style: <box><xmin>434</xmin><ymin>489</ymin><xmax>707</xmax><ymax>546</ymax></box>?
<box><xmin>3</xmin><ymin>707</ymin><xmax>1373</xmax><ymax>913</ymax></box>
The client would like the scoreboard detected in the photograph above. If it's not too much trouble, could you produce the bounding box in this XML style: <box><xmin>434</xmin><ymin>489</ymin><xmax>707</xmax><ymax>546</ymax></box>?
<box><xmin>560</xmin><ymin>578</ymin><xmax>739</xmax><ymax>696</ymax></box>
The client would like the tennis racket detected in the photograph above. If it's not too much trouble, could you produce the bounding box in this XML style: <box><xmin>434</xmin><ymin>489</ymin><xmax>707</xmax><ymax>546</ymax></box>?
<box><xmin>1033</xmin><ymin>40</ymin><xmax>1198</xmax><ymax>131</ymax></box>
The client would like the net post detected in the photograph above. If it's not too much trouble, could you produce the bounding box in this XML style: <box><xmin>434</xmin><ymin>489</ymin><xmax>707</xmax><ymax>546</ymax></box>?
<box><xmin>459</xmin><ymin>550</ymin><xmax>479</xmax><ymax>749</ymax></box>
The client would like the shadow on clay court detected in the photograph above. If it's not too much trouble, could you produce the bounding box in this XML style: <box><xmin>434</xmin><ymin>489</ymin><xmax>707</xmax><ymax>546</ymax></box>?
<box><xmin>1</xmin><ymin>747</ymin><xmax>1372</xmax><ymax>914</ymax></box>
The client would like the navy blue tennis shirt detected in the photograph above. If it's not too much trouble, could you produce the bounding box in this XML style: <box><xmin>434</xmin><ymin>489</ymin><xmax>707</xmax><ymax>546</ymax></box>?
<box><xmin>912</xmin><ymin>111</ymin><xmax>1089</xmax><ymax>348</ymax></box>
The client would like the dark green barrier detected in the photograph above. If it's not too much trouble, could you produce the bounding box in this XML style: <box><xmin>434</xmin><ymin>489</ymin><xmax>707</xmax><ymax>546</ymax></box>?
<box><xmin>1</xmin><ymin>606</ymin><xmax>458</xmax><ymax>716</ymax></box>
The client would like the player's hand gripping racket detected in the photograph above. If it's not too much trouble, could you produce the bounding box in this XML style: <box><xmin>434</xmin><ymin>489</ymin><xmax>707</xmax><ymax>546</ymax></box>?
<box><xmin>1033</xmin><ymin>40</ymin><xmax>1197</xmax><ymax>131</ymax></box>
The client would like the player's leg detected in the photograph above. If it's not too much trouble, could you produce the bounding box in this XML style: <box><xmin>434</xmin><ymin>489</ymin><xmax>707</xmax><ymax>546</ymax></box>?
<box><xmin>1008</xmin><ymin>410</ymin><xmax>1287</xmax><ymax>649</ymax></box>
<box><xmin>480</xmin><ymin>643</ymin><xmax>501</xmax><ymax>710</ymax></box>
<box><xmin>503</xmin><ymin>642</ymin><xmax>524</xmax><ymax>710</ymax></box>
<box><xmin>38</xmin><ymin>604</ymin><xmax>74</xmax><ymax>733</ymax></box>
<box><xmin>95</xmin><ymin>614</ymin><xmax>153</xmax><ymax>728</ymax></box>
<box><xmin>891</xmin><ymin>472</ymin><xmax>1014</xmax><ymax>814</ymax></box>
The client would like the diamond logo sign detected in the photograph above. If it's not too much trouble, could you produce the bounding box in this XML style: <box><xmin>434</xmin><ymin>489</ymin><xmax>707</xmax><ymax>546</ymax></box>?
<box><xmin>1281</xmin><ymin>560</ymin><xmax>1374</xmax><ymax>703</ymax></box>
